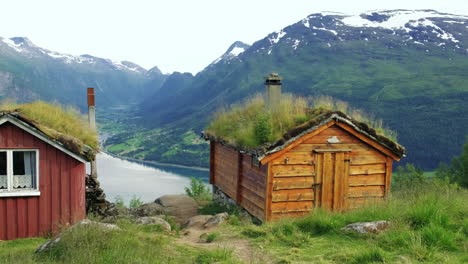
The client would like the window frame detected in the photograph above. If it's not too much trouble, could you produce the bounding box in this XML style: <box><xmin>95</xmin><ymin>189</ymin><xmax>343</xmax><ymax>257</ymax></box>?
<box><xmin>0</xmin><ymin>149</ymin><xmax>40</xmax><ymax>197</ymax></box>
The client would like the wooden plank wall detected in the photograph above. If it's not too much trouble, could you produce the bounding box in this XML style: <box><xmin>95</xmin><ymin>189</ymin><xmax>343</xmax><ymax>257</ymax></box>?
<box><xmin>0</xmin><ymin>123</ymin><xmax>86</xmax><ymax>240</ymax></box>
<box><xmin>269</xmin><ymin>124</ymin><xmax>391</xmax><ymax>220</ymax></box>
<box><xmin>212</xmin><ymin>143</ymin><xmax>267</xmax><ymax>221</ymax></box>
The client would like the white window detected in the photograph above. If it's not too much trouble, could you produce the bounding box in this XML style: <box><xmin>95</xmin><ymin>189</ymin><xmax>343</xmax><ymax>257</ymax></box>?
<box><xmin>0</xmin><ymin>150</ymin><xmax>40</xmax><ymax>197</ymax></box>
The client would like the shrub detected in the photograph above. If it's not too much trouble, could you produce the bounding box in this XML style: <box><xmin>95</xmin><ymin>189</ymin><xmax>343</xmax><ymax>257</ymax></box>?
<box><xmin>129</xmin><ymin>195</ymin><xmax>144</xmax><ymax>208</ymax></box>
<box><xmin>436</xmin><ymin>136</ymin><xmax>468</xmax><ymax>188</ymax></box>
<box><xmin>114</xmin><ymin>195</ymin><xmax>125</xmax><ymax>208</ymax></box>
<box><xmin>184</xmin><ymin>177</ymin><xmax>211</xmax><ymax>201</ymax></box>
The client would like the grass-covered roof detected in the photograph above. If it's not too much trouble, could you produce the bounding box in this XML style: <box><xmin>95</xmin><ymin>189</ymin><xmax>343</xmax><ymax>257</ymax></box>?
<box><xmin>0</xmin><ymin>101</ymin><xmax>98</xmax><ymax>160</ymax></box>
<box><xmin>203</xmin><ymin>94</ymin><xmax>405</xmax><ymax>158</ymax></box>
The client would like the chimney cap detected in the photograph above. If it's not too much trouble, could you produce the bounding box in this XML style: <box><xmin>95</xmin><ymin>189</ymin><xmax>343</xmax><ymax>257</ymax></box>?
<box><xmin>264</xmin><ymin>73</ymin><xmax>282</xmax><ymax>85</ymax></box>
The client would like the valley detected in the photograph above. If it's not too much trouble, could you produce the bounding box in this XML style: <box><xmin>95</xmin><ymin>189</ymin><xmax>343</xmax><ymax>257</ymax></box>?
<box><xmin>1</xmin><ymin>9</ymin><xmax>468</xmax><ymax>171</ymax></box>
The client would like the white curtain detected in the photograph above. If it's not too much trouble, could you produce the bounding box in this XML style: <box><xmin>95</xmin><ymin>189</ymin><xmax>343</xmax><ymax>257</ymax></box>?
<box><xmin>13</xmin><ymin>151</ymin><xmax>36</xmax><ymax>189</ymax></box>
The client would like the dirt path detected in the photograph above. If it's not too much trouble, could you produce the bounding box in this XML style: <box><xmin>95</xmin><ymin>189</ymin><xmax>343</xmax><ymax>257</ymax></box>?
<box><xmin>176</xmin><ymin>226</ymin><xmax>271</xmax><ymax>263</ymax></box>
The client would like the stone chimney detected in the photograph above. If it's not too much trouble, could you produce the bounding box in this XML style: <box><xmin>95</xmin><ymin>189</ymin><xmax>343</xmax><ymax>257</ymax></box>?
<box><xmin>265</xmin><ymin>72</ymin><xmax>282</xmax><ymax>110</ymax></box>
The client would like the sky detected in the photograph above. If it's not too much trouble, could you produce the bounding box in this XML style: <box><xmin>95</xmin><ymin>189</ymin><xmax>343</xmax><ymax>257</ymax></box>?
<box><xmin>1</xmin><ymin>0</ymin><xmax>467</xmax><ymax>74</ymax></box>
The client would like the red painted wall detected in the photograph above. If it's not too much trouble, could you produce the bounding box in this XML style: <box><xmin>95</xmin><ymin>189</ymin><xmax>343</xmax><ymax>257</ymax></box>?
<box><xmin>0</xmin><ymin>122</ymin><xmax>86</xmax><ymax>240</ymax></box>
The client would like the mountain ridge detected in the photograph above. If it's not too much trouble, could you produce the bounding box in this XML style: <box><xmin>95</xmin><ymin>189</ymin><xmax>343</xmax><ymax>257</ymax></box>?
<box><xmin>129</xmin><ymin>9</ymin><xmax>468</xmax><ymax>170</ymax></box>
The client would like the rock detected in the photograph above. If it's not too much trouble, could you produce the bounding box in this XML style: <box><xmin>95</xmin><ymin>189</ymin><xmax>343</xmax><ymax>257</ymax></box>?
<box><xmin>134</xmin><ymin>216</ymin><xmax>171</xmax><ymax>231</ymax></box>
<box><xmin>35</xmin><ymin>236</ymin><xmax>61</xmax><ymax>254</ymax></box>
<box><xmin>86</xmin><ymin>174</ymin><xmax>113</xmax><ymax>217</ymax></box>
<box><xmin>101</xmin><ymin>214</ymin><xmax>134</xmax><ymax>224</ymax></box>
<box><xmin>132</xmin><ymin>203</ymin><xmax>165</xmax><ymax>217</ymax></box>
<box><xmin>204</xmin><ymin>212</ymin><xmax>229</xmax><ymax>228</ymax></box>
<box><xmin>341</xmin><ymin>220</ymin><xmax>390</xmax><ymax>234</ymax></box>
<box><xmin>155</xmin><ymin>195</ymin><xmax>198</xmax><ymax>224</ymax></box>
<box><xmin>36</xmin><ymin>219</ymin><xmax>119</xmax><ymax>254</ymax></box>
<box><xmin>77</xmin><ymin>219</ymin><xmax>120</xmax><ymax>231</ymax></box>
<box><xmin>184</xmin><ymin>215</ymin><xmax>213</xmax><ymax>229</ymax></box>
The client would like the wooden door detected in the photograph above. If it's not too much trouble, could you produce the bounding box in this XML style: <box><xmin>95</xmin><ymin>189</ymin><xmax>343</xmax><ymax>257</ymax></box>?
<box><xmin>314</xmin><ymin>150</ymin><xmax>350</xmax><ymax>211</ymax></box>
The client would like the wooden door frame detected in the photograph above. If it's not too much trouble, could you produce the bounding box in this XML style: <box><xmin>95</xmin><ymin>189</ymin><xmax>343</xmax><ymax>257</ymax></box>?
<box><xmin>314</xmin><ymin>150</ymin><xmax>350</xmax><ymax>211</ymax></box>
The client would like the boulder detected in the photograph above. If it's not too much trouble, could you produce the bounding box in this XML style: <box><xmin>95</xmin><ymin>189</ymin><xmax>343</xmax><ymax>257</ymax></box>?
<box><xmin>132</xmin><ymin>203</ymin><xmax>165</xmax><ymax>217</ymax></box>
<box><xmin>134</xmin><ymin>216</ymin><xmax>171</xmax><ymax>231</ymax></box>
<box><xmin>36</xmin><ymin>219</ymin><xmax>119</xmax><ymax>254</ymax></box>
<box><xmin>341</xmin><ymin>220</ymin><xmax>390</xmax><ymax>234</ymax></box>
<box><xmin>75</xmin><ymin>219</ymin><xmax>120</xmax><ymax>231</ymax></box>
<box><xmin>184</xmin><ymin>215</ymin><xmax>213</xmax><ymax>229</ymax></box>
<box><xmin>35</xmin><ymin>236</ymin><xmax>61</xmax><ymax>254</ymax></box>
<box><xmin>204</xmin><ymin>212</ymin><xmax>229</xmax><ymax>228</ymax></box>
<box><xmin>155</xmin><ymin>195</ymin><xmax>198</xmax><ymax>224</ymax></box>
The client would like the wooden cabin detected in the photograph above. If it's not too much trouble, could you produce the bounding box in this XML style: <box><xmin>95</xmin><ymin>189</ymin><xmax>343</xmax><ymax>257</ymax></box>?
<box><xmin>203</xmin><ymin>74</ymin><xmax>405</xmax><ymax>222</ymax></box>
<box><xmin>0</xmin><ymin>113</ymin><xmax>94</xmax><ymax>240</ymax></box>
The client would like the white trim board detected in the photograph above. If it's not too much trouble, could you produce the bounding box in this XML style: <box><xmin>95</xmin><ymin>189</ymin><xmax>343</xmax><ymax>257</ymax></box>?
<box><xmin>0</xmin><ymin>115</ymin><xmax>88</xmax><ymax>163</ymax></box>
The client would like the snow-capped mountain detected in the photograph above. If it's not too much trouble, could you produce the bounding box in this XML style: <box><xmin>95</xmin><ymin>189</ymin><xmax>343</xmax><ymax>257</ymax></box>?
<box><xmin>254</xmin><ymin>9</ymin><xmax>468</xmax><ymax>56</ymax></box>
<box><xmin>209</xmin><ymin>41</ymin><xmax>251</xmax><ymax>66</ymax></box>
<box><xmin>0</xmin><ymin>37</ymin><xmax>167</xmax><ymax>108</ymax></box>
<box><xmin>139</xmin><ymin>9</ymin><xmax>468</xmax><ymax>171</ymax></box>
<box><xmin>0</xmin><ymin>37</ymin><xmax>148</xmax><ymax>73</ymax></box>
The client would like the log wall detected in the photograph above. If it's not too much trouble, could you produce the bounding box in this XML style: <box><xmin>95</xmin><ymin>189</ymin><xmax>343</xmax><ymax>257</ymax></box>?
<box><xmin>212</xmin><ymin>142</ymin><xmax>267</xmax><ymax>221</ymax></box>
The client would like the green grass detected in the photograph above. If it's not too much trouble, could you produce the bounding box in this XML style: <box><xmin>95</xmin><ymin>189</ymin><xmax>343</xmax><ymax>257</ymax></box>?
<box><xmin>238</xmin><ymin>182</ymin><xmax>468</xmax><ymax>263</ymax></box>
<box><xmin>3</xmin><ymin>180</ymin><xmax>466</xmax><ymax>263</ymax></box>
<box><xmin>206</xmin><ymin>94</ymin><xmax>398</xmax><ymax>149</ymax></box>
<box><xmin>0</xmin><ymin>101</ymin><xmax>98</xmax><ymax>150</ymax></box>
<box><xmin>0</xmin><ymin>219</ymin><xmax>240</xmax><ymax>264</ymax></box>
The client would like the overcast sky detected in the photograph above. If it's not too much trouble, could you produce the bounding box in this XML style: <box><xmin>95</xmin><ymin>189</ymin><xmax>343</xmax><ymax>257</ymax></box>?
<box><xmin>1</xmin><ymin>0</ymin><xmax>467</xmax><ymax>74</ymax></box>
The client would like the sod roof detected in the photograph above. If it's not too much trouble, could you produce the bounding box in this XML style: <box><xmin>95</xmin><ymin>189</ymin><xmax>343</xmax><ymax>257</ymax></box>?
<box><xmin>203</xmin><ymin>110</ymin><xmax>406</xmax><ymax>161</ymax></box>
<box><xmin>0</xmin><ymin>102</ymin><xmax>98</xmax><ymax>161</ymax></box>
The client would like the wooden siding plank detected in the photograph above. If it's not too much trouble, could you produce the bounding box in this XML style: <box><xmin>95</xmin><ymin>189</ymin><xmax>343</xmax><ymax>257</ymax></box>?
<box><xmin>314</xmin><ymin>153</ymin><xmax>323</xmax><ymax>208</ymax></box>
<box><xmin>349</xmin><ymin>174</ymin><xmax>385</xmax><ymax>186</ymax></box>
<box><xmin>60</xmin><ymin>154</ymin><xmax>71</xmax><ymax>226</ymax></box>
<box><xmin>272</xmin><ymin>164</ymin><xmax>315</xmax><ymax>177</ymax></box>
<box><xmin>209</xmin><ymin>141</ymin><xmax>215</xmax><ymax>184</ymax></box>
<box><xmin>343</xmin><ymin>152</ymin><xmax>350</xmax><ymax>210</ymax></box>
<box><xmin>240</xmin><ymin>197</ymin><xmax>265</xmax><ymax>222</ymax></box>
<box><xmin>272</xmin><ymin>189</ymin><xmax>314</xmax><ymax>202</ymax></box>
<box><xmin>385</xmin><ymin>157</ymin><xmax>393</xmax><ymax>197</ymax></box>
<box><xmin>241</xmin><ymin>187</ymin><xmax>265</xmax><ymax>209</ymax></box>
<box><xmin>17</xmin><ymin>198</ymin><xmax>28</xmax><ymax>238</ymax></box>
<box><xmin>321</xmin><ymin>153</ymin><xmax>333</xmax><ymax>209</ymax></box>
<box><xmin>271</xmin><ymin>201</ymin><xmax>314</xmax><ymax>213</ymax></box>
<box><xmin>333</xmin><ymin>152</ymin><xmax>346</xmax><ymax>210</ymax></box>
<box><xmin>265</xmin><ymin>162</ymin><xmax>273</xmax><ymax>222</ymax></box>
<box><xmin>350</xmin><ymin>154</ymin><xmax>386</xmax><ymax>165</ymax></box>
<box><xmin>273</xmin><ymin>177</ymin><xmax>315</xmax><ymax>190</ymax></box>
<box><xmin>350</xmin><ymin>164</ymin><xmax>386</xmax><ymax>175</ymax></box>
<box><xmin>27</xmin><ymin>197</ymin><xmax>38</xmax><ymax>237</ymax></box>
<box><xmin>348</xmin><ymin>186</ymin><xmax>385</xmax><ymax>198</ymax></box>
<box><xmin>271</xmin><ymin>152</ymin><xmax>314</xmax><ymax>165</ymax></box>
<box><xmin>271</xmin><ymin>211</ymin><xmax>311</xmax><ymax>221</ymax></box>
<box><xmin>0</xmin><ymin>199</ymin><xmax>6</xmax><ymax>240</ymax></box>
<box><xmin>6</xmin><ymin>199</ymin><xmax>17</xmax><ymax>240</ymax></box>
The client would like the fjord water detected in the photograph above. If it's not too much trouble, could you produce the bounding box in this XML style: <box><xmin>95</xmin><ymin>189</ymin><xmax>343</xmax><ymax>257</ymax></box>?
<box><xmin>87</xmin><ymin>153</ymin><xmax>209</xmax><ymax>204</ymax></box>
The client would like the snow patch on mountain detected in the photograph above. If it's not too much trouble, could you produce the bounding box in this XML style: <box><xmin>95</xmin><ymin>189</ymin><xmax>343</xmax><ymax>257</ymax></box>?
<box><xmin>229</xmin><ymin>46</ymin><xmax>245</xmax><ymax>56</ymax></box>
<box><xmin>1</xmin><ymin>38</ymin><xmax>25</xmax><ymax>52</ymax></box>
<box><xmin>269</xmin><ymin>30</ymin><xmax>286</xmax><ymax>44</ymax></box>
<box><xmin>340</xmin><ymin>10</ymin><xmax>467</xmax><ymax>44</ymax></box>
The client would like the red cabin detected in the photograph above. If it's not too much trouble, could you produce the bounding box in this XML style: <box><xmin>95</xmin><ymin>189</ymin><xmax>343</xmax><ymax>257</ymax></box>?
<box><xmin>0</xmin><ymin>113</ymin><xmax>94</xmax><ymax>240</ymax></box>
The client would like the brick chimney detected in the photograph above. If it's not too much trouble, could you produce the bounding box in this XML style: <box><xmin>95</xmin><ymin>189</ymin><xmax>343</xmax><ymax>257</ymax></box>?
<box><xmin>265</xmin><ymin>72</ymin><xmax>282</xmax><ymax>110</ymax></box>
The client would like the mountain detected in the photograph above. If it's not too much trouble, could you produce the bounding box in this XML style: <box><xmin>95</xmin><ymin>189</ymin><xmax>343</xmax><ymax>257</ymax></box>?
<box><xmin>132</xmin><ymin>9</ymin><xmax>468</xmax><ymax>170</ymax></box>
<box><xmin>0</xmin><ymin>37</ymin><xmax>167</xmax><ymax>109</ymax></box>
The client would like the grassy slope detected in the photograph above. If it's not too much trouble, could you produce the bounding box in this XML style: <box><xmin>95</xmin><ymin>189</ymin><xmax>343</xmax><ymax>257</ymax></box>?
<box><xmin>2</xmin><ymin>183</ymin><xmax>467</xmax><ymax>264</ymax></box>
